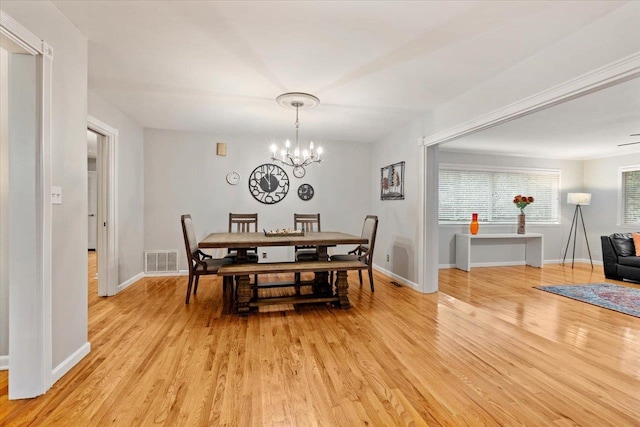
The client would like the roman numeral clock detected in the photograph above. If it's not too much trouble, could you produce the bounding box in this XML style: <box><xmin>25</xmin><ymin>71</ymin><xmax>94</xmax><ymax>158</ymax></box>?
<box><xmin>248</xmin><ymin>163</ymin><xmax>290</xmax><ymax>204</ymax></box>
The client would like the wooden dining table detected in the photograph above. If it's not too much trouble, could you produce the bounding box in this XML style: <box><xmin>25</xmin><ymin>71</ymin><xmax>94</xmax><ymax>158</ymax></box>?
<box><xmin>199</xmin><ymin>231</ymin><xmax>368</xmax><ymax>313</ymax></box>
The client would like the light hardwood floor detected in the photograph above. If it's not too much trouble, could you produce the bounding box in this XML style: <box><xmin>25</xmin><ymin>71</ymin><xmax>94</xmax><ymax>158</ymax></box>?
<box><xmin>1</xmin><ymin>256</ymin><xmax>639</xmax><ymax>425</ymax></box>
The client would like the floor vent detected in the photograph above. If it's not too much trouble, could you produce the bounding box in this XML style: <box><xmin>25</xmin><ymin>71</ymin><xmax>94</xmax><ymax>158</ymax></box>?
<box><xmin>390</xmin><ymin>281</ymin><xmax>402</xmax><ymax>287</ymax></box>
<box><xmin>145</xmin><ymin>250</ymin><xmax>179</xmax><ymax>273</ymax></box>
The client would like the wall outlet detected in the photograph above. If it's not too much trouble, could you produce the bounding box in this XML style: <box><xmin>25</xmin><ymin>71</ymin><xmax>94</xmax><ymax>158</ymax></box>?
<box><xmin>262</xmin><ymin>252</ymin><xmax>267</xmax><ymax>259</ymax></box>
<box><xmin>560</xmin><ymin>248</ymin><xmax>565</xmax><ymax>257</ymax></box>
<box><xmin>386</xmin><ymin>254</ymin><xmax>390</xmax><ymax>262</ymax></box>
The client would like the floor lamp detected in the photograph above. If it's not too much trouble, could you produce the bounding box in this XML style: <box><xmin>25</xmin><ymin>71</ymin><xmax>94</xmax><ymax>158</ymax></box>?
<box><xmin>562</xmin><ymin>192</ymin><xmax>593</xmax><ymax>269</ymax></box>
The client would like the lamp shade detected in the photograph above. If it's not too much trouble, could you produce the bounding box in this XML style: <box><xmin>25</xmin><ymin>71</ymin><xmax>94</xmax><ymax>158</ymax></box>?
<box><xmin>567</xmin><ymin>192</ymin><xmax>591</xmax><ymax>205</ymax></box>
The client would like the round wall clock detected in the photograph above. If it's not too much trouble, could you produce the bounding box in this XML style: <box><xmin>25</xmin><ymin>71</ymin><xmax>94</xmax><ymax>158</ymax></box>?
<box><xmin>226</xmin><ymin>171</ymin><xmax>240</xmax><ymax>185</ymax></box>
<box><xmin>248</xmin><ymin>164</ymin><xmax>289</xmax><ymax>204</ymax></box>
<box><xmin>293</xmin><ymin>166</ymin><xmax>306</xmax><ymax>179</ymax></box>
<box><xmin>297</xmin><ymin>183</ymin><xmax>314</xmax><ymax>201</ymax></box>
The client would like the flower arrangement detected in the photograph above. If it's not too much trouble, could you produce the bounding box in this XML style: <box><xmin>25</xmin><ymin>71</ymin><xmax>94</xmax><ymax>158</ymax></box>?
<box><xmin>513</xmin><ymin>195</ymin><xmax>534</xmax><ymax>214</ymax></box>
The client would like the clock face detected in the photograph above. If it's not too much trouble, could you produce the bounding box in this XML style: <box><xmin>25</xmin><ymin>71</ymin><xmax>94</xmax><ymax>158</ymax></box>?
<box><xmin>293</xmin><ymin>166</ymin><xmax>306</xmax><ymax>179</ymax></box>
<box><xmin>226</xmin><ymin>171</ymin><xmax>240</xmax><ymax>185</ymax></box>
<box><xmin>248</xmin><ymin>164</ymin><xmax>289</xmax><ymax>204</ymax></box>
<box><xmin>297</xmin><ymin>183</ymin><xmax>314</xmax><ymax>201</ymax></box>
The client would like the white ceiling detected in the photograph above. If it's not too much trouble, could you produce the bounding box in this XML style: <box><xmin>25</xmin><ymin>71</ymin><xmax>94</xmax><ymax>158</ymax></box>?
<box><xmin>53</xmin><ymin>1</ymin><xmax>633</xmax><ymax>155</ymax></box>
<box><xmin>441</xmin><ymin>77</ymin><xmax>640</xmax><ymax>160</ymax></box>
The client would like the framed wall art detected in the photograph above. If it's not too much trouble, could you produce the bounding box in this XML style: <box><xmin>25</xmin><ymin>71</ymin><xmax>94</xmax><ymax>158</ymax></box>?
<box><xmin>381</xmin><ymin>161</ymin><xmax>404</xmax><ymax>200</ymax></box>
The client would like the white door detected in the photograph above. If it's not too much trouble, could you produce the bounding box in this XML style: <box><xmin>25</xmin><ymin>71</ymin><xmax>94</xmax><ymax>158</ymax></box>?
<box><xmin>88</xmin><ymin>171</ymin><xmax>97</xmax><ymax>250</ymax></box>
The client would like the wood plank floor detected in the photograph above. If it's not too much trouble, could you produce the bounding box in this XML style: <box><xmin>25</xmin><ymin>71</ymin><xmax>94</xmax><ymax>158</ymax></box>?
<box><xmin>1</xmin><ymin>256</ymin><xmax>639</xmax><ymax>425</ymax></box>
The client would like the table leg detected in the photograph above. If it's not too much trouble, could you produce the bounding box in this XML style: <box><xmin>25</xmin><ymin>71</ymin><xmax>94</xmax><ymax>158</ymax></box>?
<box><xmin>313</xmin><ymin>271</ymin><xmax>333</xmax><ymax>295</ymax></box>
<box><xmin>313</xmin><ymin>244</ymin><xmax>332</xmax><ymax>295</ymax></box>
<box><xmin>236</xmin><ymin>274</ymin><xmax>251</xmax><ymax>314</ymax></box>
<box><xmin>335</xmin><ymin>270</ymin><xmax>351</xmax><ymax>308</ymax></box>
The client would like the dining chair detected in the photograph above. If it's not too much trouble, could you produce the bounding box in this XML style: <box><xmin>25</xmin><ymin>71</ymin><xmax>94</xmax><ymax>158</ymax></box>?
<box><xmin>226</xmin><ymin>213</ymin><xmax>259</xmax><ymax>260</ymax></box>
<box><xmin>226</xmin><ymin>213</ymin><xmax>259</xmax><ymax>290</ymax></box>
<box><xmin>293</xmin><ymin>213</ymin><xmax>321</xmax><ymax>290</ymax></box>
<box><xmin>330</xmin><ymin>215</ymin><xmax>378</xmax><ymax>291</ymax></box>
<box><xmin>294</xmin><ymin>213</ymin><xmax>321</xmax><ymax>260</ymax></box>
<box><xmin>181</xmin><ymin>214</ymin><xmax>233</xmax><ymax>304</ymax></box>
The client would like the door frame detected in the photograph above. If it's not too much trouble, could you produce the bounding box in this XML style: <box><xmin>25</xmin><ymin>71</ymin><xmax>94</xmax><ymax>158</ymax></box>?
<box><xmin>87</xmin><ymin>116</ymin><xmax>118</xmax><ymax>297</ymax></box>
<box><xmin>1</xmin><ymin>9</ymin><xmax>53</xmax><ymax>398</ymax></box>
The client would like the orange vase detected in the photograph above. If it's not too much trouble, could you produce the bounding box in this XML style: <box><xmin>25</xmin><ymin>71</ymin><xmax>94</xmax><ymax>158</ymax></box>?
<box><xmin>470</xmin><ymin>213</ymin><xmax>479</xmax><ymax>235</ymax></box>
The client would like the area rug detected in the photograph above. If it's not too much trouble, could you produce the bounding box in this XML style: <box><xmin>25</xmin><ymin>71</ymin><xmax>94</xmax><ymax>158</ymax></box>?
<box><xmin>535</xmin><ymin>283</ymin><xmax>640</xmax><ymax>318</ymax></box>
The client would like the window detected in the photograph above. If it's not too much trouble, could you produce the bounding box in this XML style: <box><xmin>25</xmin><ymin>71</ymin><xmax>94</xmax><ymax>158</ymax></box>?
<box><xmin>439</xmin><ymin>165</ymin><xmax>560</xmax><ymax>224</ymax></box>
<box><xmin>620</xmin><ymin>166</ymin><xmax>640</xmax><ymax>225</ymax></box>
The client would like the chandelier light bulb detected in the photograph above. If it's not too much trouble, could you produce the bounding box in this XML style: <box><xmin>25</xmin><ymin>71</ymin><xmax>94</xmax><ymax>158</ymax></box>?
<box><xmin>285</xmin><ymin>139</ymin><xmax>290</xmax><ymax>148</ymax></box>
<box><xmin>309</xmin><ymin>141</ymin><xmax>314</xmax><ymax>150</ymax></box>
<box><xmin>270</xmin><ymin>144</ymin><xmax>277</xmax><ymax>154</ymax></box>
<box><xmin>302</xmin><ymin>149</ymin><xmax>309</xmax><ymax>158</ymax></box>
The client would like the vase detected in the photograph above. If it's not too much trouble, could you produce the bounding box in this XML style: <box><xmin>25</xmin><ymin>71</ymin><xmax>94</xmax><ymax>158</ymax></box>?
<box><xmin>517</xmin><ymin>213</ymin><xmax>526</xmax><ymax>234</ymax></box>
<box><xmin>470</xmin><ymin>213</ymin><xmax>479</xmax><ymax>235</ymax></box>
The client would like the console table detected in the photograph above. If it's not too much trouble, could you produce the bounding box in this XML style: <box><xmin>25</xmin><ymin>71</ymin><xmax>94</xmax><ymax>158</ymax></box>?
<box><xmin>455</xmin><ymin>233</ymin><xmax>544</xmax><ymax>272</ymax></box>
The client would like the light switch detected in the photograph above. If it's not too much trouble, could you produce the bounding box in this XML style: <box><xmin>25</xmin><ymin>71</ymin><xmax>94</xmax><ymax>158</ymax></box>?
<box><xmin>51</xmin><ymin>186</ymin><xmax>62</xmax><ymax>205</ymax></box>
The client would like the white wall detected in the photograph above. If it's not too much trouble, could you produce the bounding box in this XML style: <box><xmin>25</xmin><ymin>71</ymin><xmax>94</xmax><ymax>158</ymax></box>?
<box><xmin>371</xmin><ymin>116</ymin><xmax>429</xmax><ymax>285</ymax></box>
<box><xmin>2</xmin><ymin>1</ymin><xmax>89</xmax><ymax>369</ymax></box>
<box><xmin>583</xmin><ymin>152</ymin><xmax>640</xmax><ymax>262</ymax></box>
<box><xmin>88</xmin><ymin>90</ymin><xmax>145</xmax><ymax>284</ymax></box>
<box><xmin>144</xmin><ymin>129</ymin><xmax>372</xmax><ymax>270</ymax></box>
<box><xmin>437</xmin><ymin>151</ymin><xmax>585</xmax><ymax>266</ymax></box>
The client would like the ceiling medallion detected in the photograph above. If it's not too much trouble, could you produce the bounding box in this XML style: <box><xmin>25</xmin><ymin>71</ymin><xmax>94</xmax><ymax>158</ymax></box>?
<box><xmin>270</xmin><ymin>92</ymin><xmax>323</xmax><ymax>177</ymax></box>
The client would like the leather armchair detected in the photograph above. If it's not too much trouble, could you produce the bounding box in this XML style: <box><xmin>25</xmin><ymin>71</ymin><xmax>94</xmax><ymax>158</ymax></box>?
<box><xmin>600</xmin><ymin>233</ymin><xmax>640</xmax><ymax>283</ymax></box>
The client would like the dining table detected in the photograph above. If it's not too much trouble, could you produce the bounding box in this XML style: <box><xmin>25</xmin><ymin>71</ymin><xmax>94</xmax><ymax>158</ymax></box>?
<box><xmin>199</xmin><ymin>231</ymin><xmax>368</xmax><ymax>313</ymax></box>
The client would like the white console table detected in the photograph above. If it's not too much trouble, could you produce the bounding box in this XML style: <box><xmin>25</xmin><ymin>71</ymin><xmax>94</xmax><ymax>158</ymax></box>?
<box><xmin>455</xmin><ymin>233</ymin><xmax>544</xmax><ymax>272</ymax></box>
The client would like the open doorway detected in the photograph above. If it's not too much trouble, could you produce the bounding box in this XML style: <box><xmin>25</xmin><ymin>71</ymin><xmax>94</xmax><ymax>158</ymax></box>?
<box><xmin>1</xmin><ymin>10</ymin><xmax>54</xmax><ymax>398</ymax></box>
<box><xmin>87</xmin><ymin>116</ymin><xmax>118</xmax><ymax>297</ymax></box>
<box><xmin>87</xmin><ymin>129</ymin><xmax>100</xmax><ymax>294</ymax></box>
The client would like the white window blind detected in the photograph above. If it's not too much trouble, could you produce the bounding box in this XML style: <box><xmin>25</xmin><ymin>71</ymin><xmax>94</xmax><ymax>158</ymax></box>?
<box><xmin>439</xmin><ymin>166</ymin><xmax>560</xmax><ymax>223</ymax></box>
<box><xmin>622</xmin><ymin>168</ymin><xmax>640</xmax><ymax>224</ymax></box>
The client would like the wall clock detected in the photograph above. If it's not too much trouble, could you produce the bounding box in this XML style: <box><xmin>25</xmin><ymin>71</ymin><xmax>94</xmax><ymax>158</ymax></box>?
<box><xmin>293</xmin><ymin>166</ymin><xmax>306</xmax><ymax>179</ymax></box>
<box><xmin>297</xmin><ymin>183</ymin><xmax>314</xmax><ymax>201</ymax></box>
<box><xmin>226</xmin><ymin>171</ymin><xmax>240</xmax><ymax>185</ymax></box>
<box><xmin>248</xmin><ymin>163</ymin><xmax>289</xmax><ymax>204</ymax></box>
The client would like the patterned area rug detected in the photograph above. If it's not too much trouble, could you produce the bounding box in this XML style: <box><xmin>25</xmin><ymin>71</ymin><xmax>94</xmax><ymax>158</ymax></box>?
<box><xmin>535</xmin><ymin>283</ymin><xmax>640</xmax><ymax>318</ymax></box>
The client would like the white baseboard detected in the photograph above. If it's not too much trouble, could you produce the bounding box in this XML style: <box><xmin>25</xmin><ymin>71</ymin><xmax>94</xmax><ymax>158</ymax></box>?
<box><xmin>0</xmin><ymin>355</ymin><xmax>8</xmax><ymax>371</ymax></box>
<box><xmin>144</xmin><ymin>269</ymin><xmax>188</xmax><ymax>277</ymax></box>
<box><xmin>439</xmin><ymin>259</ymin><xmax>603</xmax><ymax>269</ymax></box>
<box><xmin>372</xmin><ymin>264</ymin><xmax>420</xmax><ymax>292</ymax></box>
<box><xmin>118</xmin><ymin>272</ymin><xmax>145</xmax><ymax>292</ymax></box>
<box><xmin>51</xmin><ymin>341</ymin><xmax>91</xmax><ymax>385</ymax></box>
<box><xmin>545</xmin><ymin>258</ymin><xmax>603</xmax><ymax>266</ymax></box>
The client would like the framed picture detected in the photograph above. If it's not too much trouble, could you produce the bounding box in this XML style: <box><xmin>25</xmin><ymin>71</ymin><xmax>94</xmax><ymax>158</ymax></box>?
<box><xmin>381</xmin><ymin>161</ymin><xmax>405</xmax><ymax>200</ymax></box>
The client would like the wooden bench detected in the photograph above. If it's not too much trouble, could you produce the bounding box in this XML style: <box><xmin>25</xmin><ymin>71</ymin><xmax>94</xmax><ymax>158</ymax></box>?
<box><xmin>218</xmin><ymin>260</ymin><xmax>367</xmax><ymax>313</ymax></box>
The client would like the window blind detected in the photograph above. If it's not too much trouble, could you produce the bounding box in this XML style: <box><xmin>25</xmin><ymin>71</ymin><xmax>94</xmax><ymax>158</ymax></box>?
<box><xmin>622</xmin><ymin>169</ymin><xmax>640</xmax><ymax>224</ymax></box>
<box><xmin>439</xmin><ymin>167</ymin><xmax>560</xmax><ymax>223</ymax></box>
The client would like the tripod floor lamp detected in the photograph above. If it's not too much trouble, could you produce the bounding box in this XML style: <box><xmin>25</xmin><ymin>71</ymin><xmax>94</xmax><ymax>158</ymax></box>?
<box><xmin>562</xmin><ymin>192</ymin><xmax>593</xmax><ymax>269</ymax></box>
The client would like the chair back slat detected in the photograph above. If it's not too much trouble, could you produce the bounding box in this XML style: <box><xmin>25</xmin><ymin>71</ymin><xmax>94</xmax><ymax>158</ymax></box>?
<box><xmin>229</xmin><ymin>213</ymin><xmax>258</xmax><ymax>233</ymax></box>
<box><xmin>294</xmin><ymin>213</ymin><xmax>320</xmax><ymax>250</ymax></box>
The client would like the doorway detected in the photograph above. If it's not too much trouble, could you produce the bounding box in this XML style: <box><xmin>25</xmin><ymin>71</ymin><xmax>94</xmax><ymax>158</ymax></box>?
<box><xmin>1</xmin><ymin>10</ymin><xmax>54</xmax><ymax>398</ymax></box>
<box><xmin>87</xmin><ymin>129</ymin><xmax>99</xmax><ymax>294</ymax></box>
<box><xmin>87</xmin><ymin>116</ymin><xmax>118</xmax><ymax>297</ymax></box>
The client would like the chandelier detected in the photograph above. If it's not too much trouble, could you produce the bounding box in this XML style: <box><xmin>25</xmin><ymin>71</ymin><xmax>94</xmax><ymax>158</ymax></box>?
<box><xmin>270</xmin><ymin>92</ymin><xmax>322</xmax><ymax>178</ymax></box>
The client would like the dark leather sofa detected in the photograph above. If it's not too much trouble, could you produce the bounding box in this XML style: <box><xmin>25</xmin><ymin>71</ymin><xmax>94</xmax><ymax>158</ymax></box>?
<box><xmin>601</xmin><ymin>233</ymin><xmax>640</xmax><ymax>282</ymax></box>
